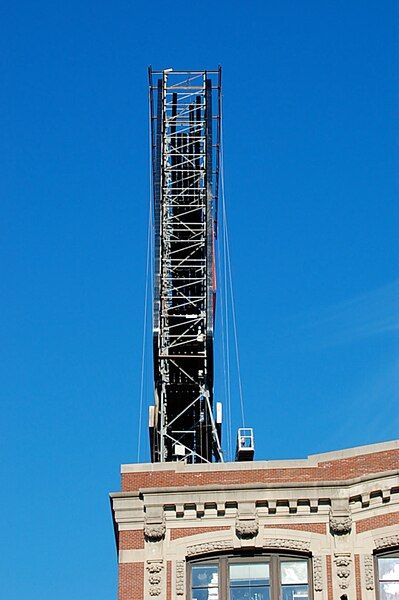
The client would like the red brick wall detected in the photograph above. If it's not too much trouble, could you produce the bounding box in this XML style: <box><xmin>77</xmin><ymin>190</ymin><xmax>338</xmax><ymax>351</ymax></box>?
<box><xmin>122</xmin><ymin>449</ymin><xmax>399</xmax><ymax>491</ymax></box>
<box><xmin>355</xmin><ymin>554</ymin><xmax>362</xmax><ymax>600</ymax></box>
<box><xmin>356</xmin><ymin>512</ymin><xmax>399</xmax><ymax>533</ymax></box>
<box><xmin>119</xmin><ymin>529</ymin><xmax>144</xmax><ymax>549</ymax></box>
<box><xmin>326</xmin><ymin>556</ymin><xmax>333</xmax><ymax>600</ymax></box>
<box><xmin>170</xmin><ymin>525</ymin><xmax>230</xmax><ymax>540</ymax></box>
<box><xmin>118</xmin><ymin>562</ymin><xmax>144</xmax><ymax>600</ymax></box>
<box><xmin>167</xmin><ymin>561</ymin><xmax>171</xmax><ymax>600</ymax></box>
<box><xmin>264</xmin><ymin>523</ymin><xmax>326</xmax><ymax>534</ymax></box>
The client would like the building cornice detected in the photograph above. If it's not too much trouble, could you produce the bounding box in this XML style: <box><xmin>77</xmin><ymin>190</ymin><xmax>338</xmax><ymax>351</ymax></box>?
<box><xmin>110</xmin><ymin>468</ymin><xmax>398</xmax><ymax>498</ymax></box>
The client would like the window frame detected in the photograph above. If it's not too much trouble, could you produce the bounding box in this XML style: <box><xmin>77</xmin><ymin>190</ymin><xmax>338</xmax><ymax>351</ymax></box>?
<box><xmin>374</xmin><ymin>548</ymin><xmax>399</xmax><ymax>600</ymax></box>
<box><xmin>188</xmin><ymin>552</ymin><xmax>313</xmax><ymax>600</ymax></box>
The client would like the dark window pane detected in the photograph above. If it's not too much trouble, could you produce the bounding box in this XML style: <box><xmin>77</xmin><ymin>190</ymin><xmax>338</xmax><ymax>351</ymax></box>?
<box><xmin>281</xmin><ymin>584</ymin><xmax>308</xmax><ymax>600</ymax></box>
<box><xmin>230</xmin><ymin>586</ymin><xmax>270</xmax><ymax>600</ymax></box>
<box><xmin>192</xmin><ymin>565</ymin><xmax>219</xmax><ymax>588</ymax></box>
<box><xmin>380</xmin><ymin>581</ymin><xmax>399</xmax><ymax>600</ymax></box>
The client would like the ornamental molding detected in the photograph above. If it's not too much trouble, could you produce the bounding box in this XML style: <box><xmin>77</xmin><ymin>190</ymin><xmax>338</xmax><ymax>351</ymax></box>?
<box><xmin>329</xmin><ymin>498</ymin><xmax>352</xmax><ymax>535</ymax></box>
<box><xmin>375</xmin><ymin>534</ymin><xmax>399</xmax><ymax>550</ymax></box>
<box><xmin>313</xmin><ymin>556</ymin><xmax>323</xmax><ymax>592</ymax></box>
<box><xmin>144</xmin><ymin>515</ymin><xmax>166</xmax><ymax>542</ymax></box>
<box><xmin>146</xmin><ymin>561</ymin><xmax>164</xmax><ymax>574</ymax></box>
<box><xmin>329</xmin><ymin>513</ymin><xmax>352</xmax><ymax>535</ymax></box>
<box><xmin>334</xmin><ymin>553</ymin><xmax>351</xmax><ymax>590</ymax></box>
<box><xmin>146</xmin><ymin>560</ymin><xmax>164</xmax><ymax>597</ymax></box>
<box><xmin>263</xmin><ymin>538</ymin><xmax>311</xmax><ymax>552</ymax></box>
<box><xmin>235</xmin><ymin>514</ymin><xmax>259</xmax><ymax>539</ymax></box>
<box><xmin>148</xmin><ymin>587</ymin><xmax>161</xmax><ymax>596</ymax></box>
<box><xmin>144</xmin><ymin>505</ymin><xmax>166</xmax><ymax>542</ymax></box>
<box><xmin>175</xmin><ymin>560</ymin><xmax>185</xmax><ymax>596</ymax></box>
<box><xmin>363</xmin><ymin>555</ymin><xmax>374</xmax><ymax>590</ymax></box>
<box><xmin>186</xmin><ymin>540</ymin><xmax>234</xmax><ymax>557</ymax></box>
<box><xmin>144</xmin><ymin>522</ymin><xmax>166</xmax><ymax>541</ymax></box>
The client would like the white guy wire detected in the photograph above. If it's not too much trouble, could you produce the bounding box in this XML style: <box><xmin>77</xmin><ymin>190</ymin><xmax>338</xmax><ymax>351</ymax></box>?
<box><xmin>223</xmin><ymin>198</ymin><xmax>246</xmax><ymax>427</ymax></box>
<box><xmin>136</xmin><ymin>200</ymin><xmax>152</xmax><ymax>462</ymax></box>
<box><xmin>217</xmin><ymin>202</ymin><xmax>232</xmax><ymax>461</ymax></box>
<box><xmin>137</xmin><ymin>98</ymin><xmax>154</xmax><ymax>462</ymax></box>
<box><xmin>219</xmin><ymin>98</ymin><xmax>246</xmax><ymax>429</ymax></box>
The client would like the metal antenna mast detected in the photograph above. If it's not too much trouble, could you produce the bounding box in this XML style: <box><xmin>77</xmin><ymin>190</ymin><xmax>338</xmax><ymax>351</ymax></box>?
<box><xmin>148</xmin><ymin>68</ymin><xmax>223</xmax><ymax>463</ymax></box>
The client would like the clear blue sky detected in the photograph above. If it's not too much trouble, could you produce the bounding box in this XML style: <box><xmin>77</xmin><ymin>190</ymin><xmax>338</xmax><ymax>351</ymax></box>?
<box><xmin>2</xmin><ymin>1</ymin><xmax>398</xmax><ymax>598</ymax></box>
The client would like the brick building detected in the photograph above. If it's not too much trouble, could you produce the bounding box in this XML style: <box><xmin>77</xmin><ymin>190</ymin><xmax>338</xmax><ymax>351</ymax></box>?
<box><xmin>110</xmin><ymin>439</ymin><xmax>399</xmax><ymax>599</ymax></box>
<box><xmin>110</xmin><ymin>68</ymin><xmax>398</xmax><ymax>600</ymax></box>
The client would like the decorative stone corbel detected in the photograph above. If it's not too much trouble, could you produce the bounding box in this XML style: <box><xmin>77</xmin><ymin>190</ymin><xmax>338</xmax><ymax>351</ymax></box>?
<box><xmin>330</xmin><ymin>515</ymin><xmax>352</xmax><ymax>534</ymax></box>
<box><xmin>329</xmin><ymin>499</ymin><xmax>352</xmax><ymax>535</ymax></box>
<box><xmin>235</xmin><ymin>503</ymin><xmax>258</xmax><ymax>539</ymax></box>
<box><xmin>144</xmin><ymin>507</ymin><xmax>166</xmax><ymax>541</ymax></box>
<box><xmin>235</xmin><ymin>514</ymin><xmax>259</xmax><ymax>539</ymax></box>
<box><xmin>334</xmin><ymin>553</ymin><xmax>352</xmax><ymax>590</ymax></box>
<box><xmin>144</xmin><ymin>519</ymin><xmax>166</xmax><ymax>541</ymax></box>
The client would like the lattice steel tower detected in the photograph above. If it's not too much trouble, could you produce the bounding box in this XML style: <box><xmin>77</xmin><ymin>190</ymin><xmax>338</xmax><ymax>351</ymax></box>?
<box><xmin>148</xmin><ymin>68</ymin><xmax>223</xmax><ymax>464</ymax></box>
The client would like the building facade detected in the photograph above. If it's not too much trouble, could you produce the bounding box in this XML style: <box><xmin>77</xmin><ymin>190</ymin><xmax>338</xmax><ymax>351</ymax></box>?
<box><xmin>110</xmin><ymin>439</ymin><xmax>399</xmax><ymax>599</ymax></box>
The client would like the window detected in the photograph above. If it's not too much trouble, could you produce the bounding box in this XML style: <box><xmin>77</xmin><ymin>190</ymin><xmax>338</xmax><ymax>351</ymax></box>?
<box><xmin>280</xmin><ymin>560</ymin><xmax>308</xmax><ymax>600</ymax></box>
<box><xmin>190</xmin><ymin>555</ymin><xmax>310</xmax><ymax>600</ymax></box>
<box><xmin>229</xmin><ymin>562</ymin><xmax>270</xmax><ymax>599</ymax></box>
<box><xmin>377</xmin><ymin>552</ymin><xmax>399</xmax><ymax>600</ymax></box>
<box><xmin>192</xmin><ymin>564</ymin><xmax>219</xmax><ymax>600</ymax></box>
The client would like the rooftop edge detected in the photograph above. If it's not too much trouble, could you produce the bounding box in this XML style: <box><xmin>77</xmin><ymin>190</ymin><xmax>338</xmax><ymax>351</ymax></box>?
<box><xmin>120</xmin><ymin>439</ymin><xmax>399</xmax><ymax>473</ymax></box>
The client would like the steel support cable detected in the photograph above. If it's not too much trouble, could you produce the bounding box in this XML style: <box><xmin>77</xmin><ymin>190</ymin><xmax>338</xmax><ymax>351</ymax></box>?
<box><xmin>137</xmin><ymin>99</ymin><xmax>154</xmax><ymax>462</ymax></box>
<box><xmin>224</xmin><ymin>199</ymin><xmax>246</xmax><ymax>427</ymax></box>
<box><xmin>218</xmin><ymin>160</ymin><xmax>233</xmax><ymax>460</ymax></box>
<box><xmin>136</xmin><ymin>201</ymin><xmax>152</xmax><ymax>462</ymax></box>
<box><xmin>216</xmin><ymin>97</ymin><xmax>232</xmax><ymax>460</ymax></box>
<box><xmin>219</xmin><ymin>102</ymin><xmax>246</xmax><ymax>429</ymax></box>
<box><xmin>223</xmin><ymin>215</ymin><xmax>233</xmax><ymax>459</ymax></box>
<box><xmin>216</xmin><ymin>216</ymin><xmax>231</xmax><ymax>460</ymax></box>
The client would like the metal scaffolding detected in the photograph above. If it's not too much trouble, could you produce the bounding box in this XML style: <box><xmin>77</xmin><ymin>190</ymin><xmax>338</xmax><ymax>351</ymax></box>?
<box><xmin>148</xmin><ymin>68</ymin><xmax>222</xmax><ymax>463</ymax></box>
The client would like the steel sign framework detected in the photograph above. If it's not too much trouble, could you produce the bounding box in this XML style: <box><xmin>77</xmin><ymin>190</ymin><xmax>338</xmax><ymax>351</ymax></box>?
<box><xmin>148</xmin><ymin>68</ymin><xmax>223</xmax><ymax>463</ymax></box>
